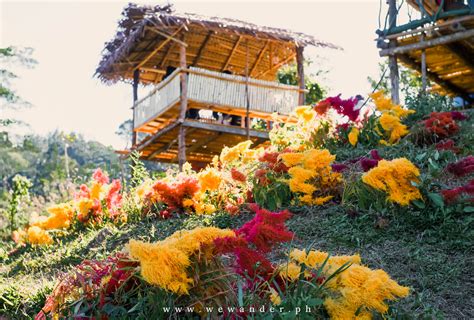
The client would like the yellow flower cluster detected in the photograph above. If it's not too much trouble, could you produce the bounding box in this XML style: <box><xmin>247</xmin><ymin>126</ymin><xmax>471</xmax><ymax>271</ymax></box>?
<box><xmin>220</xmin><ymin>140</ymin><xmax>260</xmax><ymax>165</ymax></box>
<box><xmin>26</xmin><ymin>226</ymin><xmax>53</xmax><ymax>245</ymax></box>
<box><xmin>295</xmin><ymin>106</ymin><xmax>316</xmax><ymax>123</ymax></box>
<box><xmin>128</xmin><ymin>227</ymin><xmax>235</xmax><ymax>295</ymax></box>
<box><xmin>285</xmin><ymin>248</ymin><xmax>410</xmax><ymax>319</ymax></box>
<box><xmin>362</xmin><ymin>158</ymin><xmax>422</xmax><ymax>206</ymax></box>
<box><xmin>281</xmin><ymin>149</ymin><xmax>341</xmax><ymax>205</ymax></box>
<box><xmin>348</xmin><ymin>127</ymin><xmax>359</xmax><ymax>146</ymax></box>
<box><xmin>370</xmin><ymin>91</ymin><xmax>415</xmax><ymax>145</ymax></box>
<box><xmin>30</xmin><ymin>203</ymin><xmax>75</xmax><ymax>230</ymax></box>
<box><xmin>198</xmin><ymin>167</ymin><xmax>222</xmax><ymax>191</ymax></box>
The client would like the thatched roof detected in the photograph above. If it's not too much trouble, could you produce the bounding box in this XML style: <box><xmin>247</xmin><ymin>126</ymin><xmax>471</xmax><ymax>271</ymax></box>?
<box><xmin>96</xmin><ymin>4</ymin><xmax>340</xmax><ymax>84</ymax></box>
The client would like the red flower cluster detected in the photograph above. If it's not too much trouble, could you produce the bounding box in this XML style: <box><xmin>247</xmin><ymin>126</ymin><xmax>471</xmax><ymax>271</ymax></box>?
<box><xmin>92</xmin><ymin>168</ymin><xmax>110</xmax><ymax>185</ymax></box>
<box><xmin>214</xmin><ymin>205</ymin><xmax>293</xmax><ymax>280</ymax></box>
<box><xmin>260</xmin><ymin>151</ymin><xmax>289</xmax><ymax>173</ymax></box>
<box><xmin>360</xmin><ymin>149</ymin><xmax>383</xmax><ymax>172</ymax></box>
<box><xmin>316</xmin><ymin>94</ymin><xmax>361</xmax><ymax>122</ymax></box>
<box><xmin>36</xmin><ymin>253</ymin><xmax>138</xmax><ymax>320</ymax></box>
<box><xmin>149</xmin><ymin>177</ymin><xmax>199</xmax><ymax>210</ymax></box>
<box><xmin>441</xmin><ymin>180</ymin><xmax>474</xmax><ymax>204</ymax></box>
<box><xmin>424</xmin><ymin>112</ymin><xmax>460</xmax><ymax>138</ymax></box>
<box><xmin>446</xmin><ymin>156</ymin><xmax>474</xmax><ymax>177</ymax></box>
<box><xmin>231</xmin><ymin>168</ymin><xmax>247</xmax><ymax>182</ymax></box>
<box><xmin>435</xmin><ymin>139</ymin><xmax>460</xmax><ymax>154</ymax></box>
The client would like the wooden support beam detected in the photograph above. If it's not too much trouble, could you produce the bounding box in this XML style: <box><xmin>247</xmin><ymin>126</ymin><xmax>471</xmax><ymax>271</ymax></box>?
<box><xmin>169</xmin><ymin>130</ymin><xmax>215</xmax><ymax>162</ymax></box>
<box><xmin>421</xmin><ymin>34</ymin><xmax>427</xmax><ymax>93</ymax></box>
<box><xmin>145</xmin><ymin>25</ymin><xmax>187</xmax><ymax>47</ymax></box>
<box><xmin>398</xmin><ymin>54</ymin><xmax>472</xmax><ymax>101</ymax></box>
<box><xmin>256</xmin><ymin>53</ymin><xmax>296</xmax><ymax>78</ymax></box>
<box><xmin>380</xmin><ymin>29</ymin><xmax>474</xmax><ymax>56</ymax></box>
<box><xmin>132</xmin><ymin>69</ymin><xmax>139</xmax><ymax>146</ymax></box>
<box><xmin>160</xmin><ymin>43</ymin><xmax>175</xmax><ymax>68</ymax></box>
<box><xmin>250</xmin><ymin>40</ymin><xmax>270</xmax><ymax>76</ymax></box>
<box><xmin>178</xmin><ymin>44</ymin><xmax>188</xmax><ymax>170</ymax></box>
<box><xmin>135</xmin><ymin>121</ymin><xmax>180</xmax><ymax>152</ymax></box>
<box><xmin>182</xmin><ymin>120</ymin><xmax>269</xmax><ymax>139</ymax></box>
<box><xmin>192</xmin><ymin>31</ymin><xmax>213</xmax><ymax>67</ymax></box>
<box><xmin>147</xmin><ymin>138</ymin><xmax>178</xmax><ymax>160</ymax></box>
<box><xmin>222</xmin><ymin>36</ymin><xmax>242</xmax><ymax>71</ymax></box>
<box><xmin>296</xmin><ymin>46</ymin><xmax>305</xmax><ymax>105</ymax></box>
<box><xmin>387</xmin><ymin>0</ymin><xmax>400</xmax><ymax>104</ymax></box>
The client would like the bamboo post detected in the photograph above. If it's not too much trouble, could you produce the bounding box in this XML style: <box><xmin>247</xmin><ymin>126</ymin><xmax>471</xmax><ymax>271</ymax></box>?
<box><xmin>421</xmin><ymin>33</ymin><xmax>427</xmax><ymax>93</ymax></box>
<box><xmin>132</xmin><ymin>69</ymin><xmax>139</xmax><ymax>146</ymax></box>
<box><xmin>388</xmin><ymin>0</ymin><xmax>400</xmax><ymax>104</ymax></box>
<box><xmin>178</xmin><ymin>44</ymin><xmax>188</xmax><ymax>170</ymax></box>
<box><xmin>296</xmin><ymin>46</ymin><xmax>305</xmax><ymax>105</ymax></box>
<box><xmin>245</xmin><ymin>41</ymin><xmax>250</xmax><ymax>140</ymax></box>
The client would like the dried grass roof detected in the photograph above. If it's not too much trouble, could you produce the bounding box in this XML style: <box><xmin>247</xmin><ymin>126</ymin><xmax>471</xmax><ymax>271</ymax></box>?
<box><xmin>96</xmin><ymin>4</ymin><xmax>340</xmax><ymax>84</ymax></box>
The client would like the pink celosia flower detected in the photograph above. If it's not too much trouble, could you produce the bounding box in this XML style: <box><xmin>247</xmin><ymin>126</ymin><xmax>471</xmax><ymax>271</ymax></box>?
<box><xmin>446</xmin><ymin>156</ymin><xmax>474</xmax><ymax>177</ymax></box>
<box><xmin>92</xmin><ymin>168</ymin><xmax>110</xmax><ymax>185</ymax></box>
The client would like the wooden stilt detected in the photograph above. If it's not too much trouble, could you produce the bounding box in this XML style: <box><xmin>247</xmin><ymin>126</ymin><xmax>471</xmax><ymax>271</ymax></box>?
<box><xmin>421</xmin><ymin>34</ymin><xmax>427</xmax><ymax>93</ymax></box>
<box><xmin>178</xmin><ymin>43</ymin><xmax>188</xmax><ymax>170</ymax></box>
<box><xmin>296</xmin><ymin>46</ymin><xmax>305</xmax><ymax>105</ymax></box>
<box><xmin>388</xmin><ymin>0</ymin><xmax>400</xmax><ymax>104</ymax></box>
<box><xmin>132</xmin><ymin>69</ymin><xmax>139</xmax><ymax>146</ymax></box>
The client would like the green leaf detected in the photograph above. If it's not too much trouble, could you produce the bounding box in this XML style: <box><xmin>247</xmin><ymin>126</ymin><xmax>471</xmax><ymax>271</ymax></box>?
<box><xmin>428</xmin><ymin>193</ymin><xmax>444</xmax><ymax>208</ymax></box>
<box><xmin>412</xmin><ymin>199</ymin><xmax>426</xmax><ymax>209</ymax></box>
<box><xmin>463</xmin><ymin>206</ymin><xmax>474</xmax><ymax>213</ymax></box>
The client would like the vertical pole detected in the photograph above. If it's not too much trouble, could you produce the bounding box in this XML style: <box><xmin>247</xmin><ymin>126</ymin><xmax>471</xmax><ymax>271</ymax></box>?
<box><xmin>245</xmin><ymin>41</ymin><xmax>250</xmax><ymax>140</ymax></box>
<box><xmin>296</xmin><ymin>46</ymin><xmax>305</xmax><ymax>105</ymax></box>
<box><xmin>421</xmin><ymin>33</ymin><xmax>427</xmax><ymax>93</ymax></box>
<box><xmin>178</xmin><ymin>43</ymin><xmax>188</xmax><ymax>171</ymax></box>
<box><xmin>132</xmin><ymin>69</ymin><xmax>139</xmax><ymax>147</ymax></box>
<box><xmin>388</xmin><ymin>0</ymin><xmax>400</xmax><ymax>104</ymax></box>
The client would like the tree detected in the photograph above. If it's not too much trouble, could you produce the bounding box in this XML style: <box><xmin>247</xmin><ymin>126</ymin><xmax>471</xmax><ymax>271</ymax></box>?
<box><xmin>277</xmin><ymin>59</ymin><xmax>327</xmax><ymax>105</ymax></box>
<box><xmin>116</xmin><ymin>119</ymin><xmax>133</xmax><ymax>144</ymax></box>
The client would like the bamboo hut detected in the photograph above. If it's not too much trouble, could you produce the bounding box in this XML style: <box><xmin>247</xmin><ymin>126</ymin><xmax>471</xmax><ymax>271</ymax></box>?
<box><xmin>96</xmin><ymin>4</ymin><xmax>339</xmax><ymax>168</ymax></box>
<box><xmin>376</xmin><ymin>0</ymin><xmax>473</xmax><ymax>105</ymax></box>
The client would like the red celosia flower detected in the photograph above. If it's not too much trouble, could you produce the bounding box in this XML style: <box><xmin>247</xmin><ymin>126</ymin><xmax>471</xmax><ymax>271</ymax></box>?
<box><xmin>441</xmin><ymin>179</ymin><xmax>474</xmax><ymax>204</ymax></box>
<box><xmin>331</xmin><ymin>163</ymin><xmax>348</xmax><ymax>172</ymax></box>
<box><xmin>149</xmin><ymin>177</ymin><xmax>200</xmax><ymax>210</ymax></box>
<box><xmin>225</xmin><ymin>204</ymin><xmax>240</xmax><ymax>215</ymax></box>
<box><xmin>76</xmin><ymin>184</ymin><xmax>90</xmax><ymax>199</ymax></box>
<box><xmin>360</xmin><ymin>149</ymin><xmax>383</xmax><ymax>172</ymax></box>
<box><xmin>446</xmin><ymin>156</ymin><xmax>474</xmax><ymax>177</ymax></box>
<box><xmin>370</xmin><ymin>149</ymin><xmax>382</xmax><ymax>161</ymax></box>
<box><xmin>231</xmin><ymin>168</ymin><xmax>247</xmax><ymax>182</ymax></box>
<box><xmin>324</xmin><ymin>95</ymin><xmax>361</xmax><ymax>122</ymax></box>
<box><xmin>236</xmin><ymin>207</ymin><xmax>293</xmax><ymax>253</ymax></box>
<box><xmin>435</xmin><ymin>139</ymin><xmax>460</xmax><ymax>154</ymax></box>
<box><xmin>314</xmin><ymin>100</ymin><xmax>331</xmax><ymax>115</ymax></box>
<box><xmin>450</xmin><ymin>111</ymin><xmax>468</xmax><ymax>121</ymax></box>
<box><xmin>92</xmin><ymin>168</ymin><xmax>110</xmax><ymax>185</ymax></box>
<box><xmin>106</xmin><ymin>179</ymin><xmax>122</xmax><ymax>217</ymax></box>
<box><xmin>424</xmin><ymin>112</ymin><xmax>459</xmax><ymax>138</ymax></box>
<box><xmin>259</xmin><ymin>151</ymin><xmax>289</xmax><ymax>173</ymax></box>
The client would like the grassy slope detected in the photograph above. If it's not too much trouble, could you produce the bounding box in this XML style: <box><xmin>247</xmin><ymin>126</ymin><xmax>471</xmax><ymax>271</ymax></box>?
<box><xmin>1</xmin><ymin>116</ymin><xmax>473</xmax><ymax>319</ymax></box>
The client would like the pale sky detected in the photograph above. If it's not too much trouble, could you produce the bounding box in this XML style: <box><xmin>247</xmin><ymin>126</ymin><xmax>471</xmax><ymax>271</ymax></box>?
<box><xmin>1</xmin><ymin>0</ymin><xmax>410</xmax><ymax>149</ymax></box>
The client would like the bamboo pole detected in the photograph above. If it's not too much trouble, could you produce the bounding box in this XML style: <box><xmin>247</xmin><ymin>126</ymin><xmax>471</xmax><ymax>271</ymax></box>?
<box><xmin>421</xmin><ymin>33</ymin><xmax>427</xmax><ymax>93</ymax></box>
<box><xmin>388</xmin><ymin>0</ymin><xmax>400</xmax><ymax>104</ymax></box>
<box><xmin>380</xmin><ymin>29</ymin><xmax>474</xmax><ymax>57</ymax></box>
<box><xmin>178</xmin><ymin>44</ymin><xmax>188</xmax><ymax>170</ymax></box>
<box><xmin>245</xmin><ymin>41</ymin><xmax>250</xmax><ymax>140</ymax></box>
<box><xmin>296</xmin><ymin>46</ymin><xmax>305</xmax><ymax>105</ymax></box>
<box><xmin>132</xmin><ymin>69</ymin><xmax>139</xmax><ymax>146</ymax></box>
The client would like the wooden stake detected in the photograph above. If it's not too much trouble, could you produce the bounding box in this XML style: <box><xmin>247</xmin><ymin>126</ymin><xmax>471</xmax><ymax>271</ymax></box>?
<box><xmin>132</xmin><ymin>69</ymin><xmax>139</xmax><ymax>146</ymax></box>
<box><xmin>388</xmin><ymin>0</ymin><xmax>400</xmax><ymax>104</ymax></box>
<box><xmin>178</xmin><ymin>43</ymin><xmax>188</xmax><ymax>170</ymax></box>
<box><xmin>296</xmin><ymin>46</ymin><xmax>305</xmax><ymax>105</ymax></box>
<box><xmin>245</xmin><ymin>41</ymin><xmax>250</xmax><ymax>140</ymax></box>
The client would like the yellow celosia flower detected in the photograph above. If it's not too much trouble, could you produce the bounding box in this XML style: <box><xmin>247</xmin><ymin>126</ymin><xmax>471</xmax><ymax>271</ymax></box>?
<box><xmin>75</xmin><ymin>198</ymin><xmax>93</xmax><ymax>220</ymax></box>
<box><xmin>31</xmin><ymin>203</ymin><xmax>74</xmax><ymax>230</ymax></box>
<box><xmin>182</xmin><ymin>198</ymin><xmax>194</xmax><ymax>208</ymax></box>
<box><xmin>220</xmin><ymin>140</ymin><xmax>253</xmax><ymax>164</ymax></box>
<box><xmin>370</xmin><ymin>90</ymin><xmax>414</xmax><ymax>145</ymax></box>
<box><xmin>348</xmin><ymin>127</ymin><xmax>359</xmax><ymax>146</ymax></box>
<box><xmin>279</xmin><ymin>261</ymin><xmax>302</xmax><ymax>282</ymax></box>
<box><xmin>287</xmin><ymin>248</ymin><xmax>409</xmax><ymax>319</ymax></box>
<box><xmin>282</xmin><ymin>149</ymin><xmax>341</xmax><ymax>205</ymax></box>
<box><xmin>128</xmin><ymin>227</ymin><xmax>235</xmax><ymax>295</ymax></box>
<box><xmin>27</xmin><ymin>226</ymin><xmax>53</xmax><ymax>245</ymax></box>
<box><xmin>198</xmin><ymin>168</ymin><xmax>222</xmax><ymax>191</ymax></box>
<box><xmin>295</xmin><ymin>106</ymin><xmax>316</xmax><ymax>123</ymax></box>
<box><xmin>269</xmin><ymin>287</ymin><xmax>282</xmax><ymax>306</ymax></box>
<box><xmin>90</xmin><ymin>182</ymin><xmax>104</xmax><ymax>200</ymax></box>
<box><xmin>362</xmin><ymin>158</ymin><xmax>422</xmax><ymax>206</ymax></box>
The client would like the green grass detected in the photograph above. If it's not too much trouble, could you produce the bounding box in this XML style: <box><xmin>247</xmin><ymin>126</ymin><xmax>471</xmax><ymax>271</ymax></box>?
<box><xmin>1</xmin><ymin>204</ymin><xmax>472</xmax><ymax>319</ymax></box>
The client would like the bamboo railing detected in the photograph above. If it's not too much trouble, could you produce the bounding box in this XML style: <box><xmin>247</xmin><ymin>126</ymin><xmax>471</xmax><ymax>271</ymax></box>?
<box><xmin>133</xmin><ymin>67</ymin><xmax>300</xmax><ymax>129</ymax></box>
